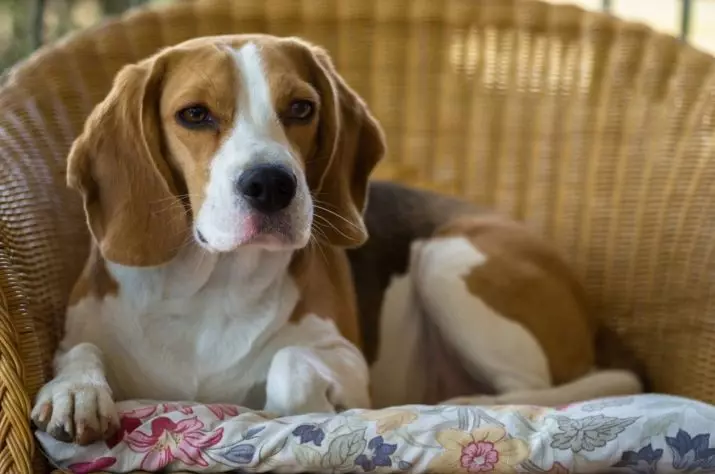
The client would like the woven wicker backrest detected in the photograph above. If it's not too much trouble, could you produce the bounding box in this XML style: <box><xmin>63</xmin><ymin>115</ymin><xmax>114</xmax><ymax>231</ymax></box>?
<box><xmin>1</xmin><ymin>0</ymin><xmax>715</xmax><ymax>472</ymax></box>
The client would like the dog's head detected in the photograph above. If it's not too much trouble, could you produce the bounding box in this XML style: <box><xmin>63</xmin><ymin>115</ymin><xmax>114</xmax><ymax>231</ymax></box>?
<box><xmin>67</xmin><ymin>35</ymin><xmax>385</xmax><ymax>266</ymax></box>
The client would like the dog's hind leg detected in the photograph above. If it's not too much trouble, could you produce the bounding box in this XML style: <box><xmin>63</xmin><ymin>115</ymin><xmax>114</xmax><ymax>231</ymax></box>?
<box><xmin>409</xmin><ymin>229</ymin><xmax>642</xmax><ymax>407</ymax></box>
<box><xmin>409</xmin><ymin>235</ymin><xmax>553</xmax><ymax>400</ymax></box>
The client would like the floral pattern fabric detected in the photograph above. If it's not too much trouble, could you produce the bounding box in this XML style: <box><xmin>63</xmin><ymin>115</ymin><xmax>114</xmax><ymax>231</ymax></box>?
<box><xmin>37</xmin><ymin>394</ymin><xmax>715</xmax><ymax>473</ymax></box>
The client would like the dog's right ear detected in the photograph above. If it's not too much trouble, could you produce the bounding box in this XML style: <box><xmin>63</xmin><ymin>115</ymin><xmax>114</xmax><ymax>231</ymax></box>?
<box><xmin>67</xmin><ymin>53</ymin><xmax>189</xmax><ymax>267</ymax></box>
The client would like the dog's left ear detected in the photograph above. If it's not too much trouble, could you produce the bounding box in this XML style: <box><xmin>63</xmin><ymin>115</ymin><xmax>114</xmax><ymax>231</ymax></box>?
<box><xmin>292</xmin><ymin>39</ymin><xmax>386</xmax><ymax>248</ymax></box>
<box><xmin>66</xmin><ymin>50</ymin><xmax>189</xmax><ymax>267</ymax></box>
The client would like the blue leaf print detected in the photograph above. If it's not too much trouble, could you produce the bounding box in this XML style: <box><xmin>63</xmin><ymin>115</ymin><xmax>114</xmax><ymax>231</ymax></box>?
<box><xmin>222</xmin><ymin>443</ymin><xmax>255</xmax><ymax>464</ymax></box>
<box><xmin>244</xmin><ymin>425</ymin><xmax>265</xmax><ymax>440</ymax></box>
<box><xmin>367</xmin><ymin>436</ymin><xmax>384</xmax><ymax>451</ymax></box>
<box><xmin>692</xmin><ymin>434</ymin><xmax>711</xmax><ymax>454</ymax></box>
<box><xmin>292</xmin><ymin>424</ymin><xmax>325</xmax><ymax>447</ymax></box>
<box><xmin>613</xmin><ymin>444</ymin><xmax>663</xmax><ymax>474</ymax></box>
<box><xmin>355</xmin><ymin>435</ymin><xmax>397</xmax><ymax>471</ymax></box>
<box><xmin>355</xmin><ymin>454</ymin><xmax>375</xmax><ymax>472</ymax></box>
<box><xmin>665</xmin><ymin>429</ymin><xmax>715</xmax><ymax>471</ymax></box>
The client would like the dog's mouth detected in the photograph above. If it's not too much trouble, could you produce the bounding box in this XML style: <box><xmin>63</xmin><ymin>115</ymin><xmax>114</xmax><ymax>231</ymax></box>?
<box><xmin>235</xmin><ymin>213</ymin><xmax>296</xmax><ymax>249</ymax></box>
<box><xmin>195</xmin><ymin>229</ymin><xmax>208</xmax><ymax>244</ymax></box>
<box><xmin>194</xmin><ymin>211</ymin><xmax>312</xmax><ymax>253</ymax></box>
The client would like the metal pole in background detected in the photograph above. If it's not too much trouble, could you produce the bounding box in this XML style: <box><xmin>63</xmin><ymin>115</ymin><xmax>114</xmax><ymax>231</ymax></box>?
<box><xmin>32</xmin><ymin>0</ymin><xmax>47</xmax><ymax>49</ymax></box>
<box><xmin>681</xmin><ymin>0</ymin><xmax>693</xmax><ymax>40</ymax></box>
<box><xmin>602</xmin><ymin>0</ymin><xmax>692</xmax><ymax>42</ymax></box>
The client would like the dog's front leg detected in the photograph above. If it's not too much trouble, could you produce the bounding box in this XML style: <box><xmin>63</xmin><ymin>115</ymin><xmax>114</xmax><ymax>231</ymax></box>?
<box><xmin>264</xmin><ymin>321</ymin><xmax>371</xmax><ymax>416</ymax></box>
<box><xmin>31</xmin><ymin>342</ymin><xmax>118</xmax><ymax>445</ymax></box>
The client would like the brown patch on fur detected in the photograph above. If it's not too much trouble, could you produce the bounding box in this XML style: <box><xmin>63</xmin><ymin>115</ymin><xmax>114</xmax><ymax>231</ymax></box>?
<box><xmin>68</xmin><ymin>246</ymin><xmax>118</xmax><ymax>306</ymax></box>
<box><xmin>435</xmin><ymin>215</ymin><xmax>596</xmax><ymax>385</ymax></box>
<box><xmin>289</xmin><ymin>245</ymin><xmax>362</xmax><ymax>349</ymax></box>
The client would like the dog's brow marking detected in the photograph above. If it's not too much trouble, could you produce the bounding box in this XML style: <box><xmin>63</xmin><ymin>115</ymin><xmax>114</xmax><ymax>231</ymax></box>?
<box><xmin>232</xmin><ymin>42</ymin><xmax>276</xmax><ymax>132</ymax></box>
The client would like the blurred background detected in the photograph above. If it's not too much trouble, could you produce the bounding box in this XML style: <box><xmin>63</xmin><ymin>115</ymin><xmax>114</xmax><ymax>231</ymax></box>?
<box><xmin>0</xmin><ymin>0</ymin><xmax>714</xmax><ymax>73</ymax></box>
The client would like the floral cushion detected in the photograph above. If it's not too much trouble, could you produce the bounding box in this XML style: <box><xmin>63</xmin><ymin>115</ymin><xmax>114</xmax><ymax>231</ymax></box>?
<box><xmin>37</xmin><ymin>394</ymin><xmax>715</xmax><ymax>473</ymax></box>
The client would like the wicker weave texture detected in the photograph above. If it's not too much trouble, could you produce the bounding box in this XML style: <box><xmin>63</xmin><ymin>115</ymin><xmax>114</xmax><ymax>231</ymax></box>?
<box><xmin>1</xmin><ymin>0</ymin><xmax>715</xmax><ymax>472</ymax></box>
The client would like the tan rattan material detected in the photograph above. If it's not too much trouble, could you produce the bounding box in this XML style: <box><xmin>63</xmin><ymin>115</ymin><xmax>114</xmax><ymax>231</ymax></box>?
<box><xmin>2</xmin><ymin>0</ymin><xmax>715</xmax><ymax>472</ymax></box>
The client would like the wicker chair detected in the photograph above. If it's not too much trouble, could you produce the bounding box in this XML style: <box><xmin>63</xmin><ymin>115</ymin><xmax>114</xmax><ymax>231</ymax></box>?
<box><xmin>1</xmin><ymin>0</ymin><xmax>715</xmax><ymax>472</ymax></box>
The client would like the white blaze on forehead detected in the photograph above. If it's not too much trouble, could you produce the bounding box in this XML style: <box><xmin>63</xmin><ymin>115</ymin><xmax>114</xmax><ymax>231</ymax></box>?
<box><xmin>230</xmin><ymin>42</ymin><xmax>282</xmax><ymax>138</ymax></box>
<box><xmin>194</xmin><ymin>41</ymin><xmax>313</xmax><ymax>252</ymax></box>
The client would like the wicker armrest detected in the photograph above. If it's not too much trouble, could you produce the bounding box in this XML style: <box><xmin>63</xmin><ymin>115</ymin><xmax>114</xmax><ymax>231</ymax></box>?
<box><xmin>0</xmin><ymin>281</ymin><xmax>32</xmax><ymax>474</ymax></box>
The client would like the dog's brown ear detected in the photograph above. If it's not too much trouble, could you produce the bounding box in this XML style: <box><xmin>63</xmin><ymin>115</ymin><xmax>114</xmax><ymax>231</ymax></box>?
<box><xmin>296</xmin><ymin>40</ymin><xmax>386</xmax><ymax>248</ymax></box>
<box><xmin>67</xmin><ymin>54</ymin><xmax>189</xmax><ymax>267</ymax></box>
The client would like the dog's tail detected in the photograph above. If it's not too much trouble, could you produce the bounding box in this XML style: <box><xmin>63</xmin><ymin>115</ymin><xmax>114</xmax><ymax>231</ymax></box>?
<box><xmin>478</xmin><ymin>369</ymin><xmax>642</xmax><ymax>407</ymax></box>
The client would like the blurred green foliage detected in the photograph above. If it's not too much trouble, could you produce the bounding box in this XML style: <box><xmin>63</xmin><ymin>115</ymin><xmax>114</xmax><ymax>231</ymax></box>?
<box><xmin>0</xmin><ymin>0</ymin><xmax>172</xmax><ymax>73</ymax></box>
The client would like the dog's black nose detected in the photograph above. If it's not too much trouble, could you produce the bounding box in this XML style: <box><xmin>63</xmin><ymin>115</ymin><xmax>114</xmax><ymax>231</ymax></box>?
<box><xmin>237</xmin><ymin>164</ymin><xmax>297</xmax><ymax>214</ymax></box>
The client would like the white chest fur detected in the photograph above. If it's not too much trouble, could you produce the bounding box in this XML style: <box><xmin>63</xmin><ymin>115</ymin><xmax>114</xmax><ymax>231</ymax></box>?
<box><xmin>62</xmin><ymin>246</ymin><xmax>301</xmax><ymax>406</ymax></box>
<box><xmin>36</xmin><ymin>243</ymin><xmax>370</xmax><ymax>443</ymax></box>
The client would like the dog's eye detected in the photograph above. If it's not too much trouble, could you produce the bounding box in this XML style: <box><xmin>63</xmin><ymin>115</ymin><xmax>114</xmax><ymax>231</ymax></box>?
<box><xmin>176</xmin><ymin>105</ymin><xmax>216</xmax><ymax>129</ymax></box>
<box><xmin>283</xmin><ymin>100</ymin><xmax>315</xmax><ymax>124</ymax></box>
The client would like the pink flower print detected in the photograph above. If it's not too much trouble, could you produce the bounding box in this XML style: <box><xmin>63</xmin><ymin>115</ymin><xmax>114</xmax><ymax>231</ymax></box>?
<box><xmin>161</xmin><ymin>402</ymin><xmax>195</xmax><ymax>415</ymax></box>
<box><xmin>121</xmin><ymin>405</ymin><xmax>158</xmax><ymax>419</ymax></box>
<box><xmin>461</xmin><ymin>441</ymin><xmax>499</xmax><ymax>472</ymax></box>
<box><xmin>429</xmin><ymin>427</ymin><xmax>528</xmax><ymax>474</ymax></box>
<box><xmin>125</xmin><ymin>416</ymin><xmax>223</xmax><ymax>470</ymax></box>
<box><xmin>68</xmin><ymin>456</ymin><xmax>116</xmax><ymax>473</ymax></box>
<box><xmin>207</xmin><ymin>404</ymin><xmax>240</xmax><ymax>420</ymax></box>
<box><xmin>107</xmin><ymin>415</ymin><xmax>144</xmax><ymax>449</ymax></box>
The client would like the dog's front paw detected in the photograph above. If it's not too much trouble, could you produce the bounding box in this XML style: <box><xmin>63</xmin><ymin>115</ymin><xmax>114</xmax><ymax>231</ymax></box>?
<box><xmin>32</xmin><ymin>380</ymin><xmax>119</xmax><ymax>445</ymax></box>
<box><xmin>264</xmin><ymin>347</ymin><xmax>366</xmax><ymax>416</ymax></box>
<box><xmin>264</xmin><ymin>381</ymin><xmax>337</xmax><ymax>416</ymax></box>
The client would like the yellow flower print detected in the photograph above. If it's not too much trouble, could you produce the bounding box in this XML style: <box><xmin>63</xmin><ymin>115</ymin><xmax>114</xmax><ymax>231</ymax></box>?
<box><xmin>361</xmin><ymin>408</ymin><xmax>418</xmax><ymax>434</ymax></box>
<box><xmin>428</xmin><ymin>426</ymin><xmax>529</xmax><ymax>473</ymax></box>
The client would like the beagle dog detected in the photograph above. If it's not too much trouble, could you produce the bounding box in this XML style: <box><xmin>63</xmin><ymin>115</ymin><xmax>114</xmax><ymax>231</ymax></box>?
<box><xmin>31</xmin><ymin>34</ymin><xmax>642</xmax><ymax>446</ymax></box>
